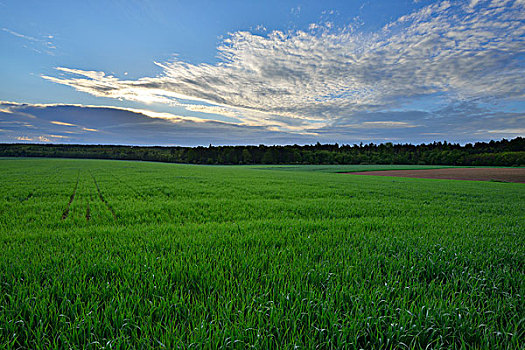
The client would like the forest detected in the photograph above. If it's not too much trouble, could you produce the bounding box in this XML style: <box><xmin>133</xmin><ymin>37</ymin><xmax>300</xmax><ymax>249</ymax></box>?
<box><xmin>0</xmin><ymin>137</ymin><xmax>523</xmax><ymax>166</ymax></box>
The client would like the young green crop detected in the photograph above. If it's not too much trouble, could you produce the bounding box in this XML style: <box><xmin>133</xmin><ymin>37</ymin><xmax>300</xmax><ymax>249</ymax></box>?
<box><xmin>0</xmin><ymin>158</ymin><xmax>523</xmax><ymax>349</ymax></box>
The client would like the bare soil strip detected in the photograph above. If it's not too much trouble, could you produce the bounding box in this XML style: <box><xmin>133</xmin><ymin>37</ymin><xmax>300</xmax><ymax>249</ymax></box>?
<box><xmin>90</xmin><ymin>172</ymin><xmax>117</xmax><ymax>220</ymax></box>
<box><xmin>85</xmin><ymin>202</ymin><xmax>91</xmax><ymax>221</ymax></box>
<box><xmin>61</xmin><ymin>172</ymin><xmax>80</xmax><ymax>220</ymax></box>
<box><xmin>86</xmin><ymin>194</ymin><xmax>93</xmax><ymax>221</ymax></box>
<box><xmin>345</xmin><ymin>167</ymin><xmax>525</xmax><ymax>183</ymax></box>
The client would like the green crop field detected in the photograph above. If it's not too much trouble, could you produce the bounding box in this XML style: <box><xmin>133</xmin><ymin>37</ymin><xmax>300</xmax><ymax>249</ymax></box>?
<box><xmin>0</xmin><ymin>158</ymin><xmax>523</xmax><ymax>349</ymax></box>
<box><xmin>246</xmin><ymin>164</ymin><xmax>458</xmax><ymax>173</ymax></box>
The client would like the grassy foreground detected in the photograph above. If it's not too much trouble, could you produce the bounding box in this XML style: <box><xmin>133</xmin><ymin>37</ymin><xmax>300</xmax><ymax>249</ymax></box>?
<box><xmin>0</xmin><ymin>158</ymin><xmax>523</xmax><ymax>349</ymax></box>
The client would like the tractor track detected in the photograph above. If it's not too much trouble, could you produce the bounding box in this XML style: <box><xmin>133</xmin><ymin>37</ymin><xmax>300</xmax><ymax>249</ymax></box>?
<box><xmin>61</xmin><ymin>171</ymin><xmax>80</xmax><ymax>220</ymax></box>
<box><xmin>90</xmin><ymin>172</ymin><xmax>117</xmax><ymax>220</ymax></box>
<box><xmin>86</xmin><ymin>201</ymin><xmax>91</xmax><ymax>221</ymax></box>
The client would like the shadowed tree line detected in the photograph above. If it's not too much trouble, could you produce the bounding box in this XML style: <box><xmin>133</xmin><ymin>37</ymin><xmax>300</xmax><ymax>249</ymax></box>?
<box><xmin>0</xmin><ymin>138</ymin><xmax>524</xmax><ymax>166</ymax></box>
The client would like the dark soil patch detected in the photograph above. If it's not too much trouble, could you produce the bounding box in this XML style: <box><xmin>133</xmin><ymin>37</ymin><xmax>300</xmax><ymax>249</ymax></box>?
<box><xmin>345</xmin><ymin>167</ymin><xmax>525</xmax><ymax>183</ymax></box>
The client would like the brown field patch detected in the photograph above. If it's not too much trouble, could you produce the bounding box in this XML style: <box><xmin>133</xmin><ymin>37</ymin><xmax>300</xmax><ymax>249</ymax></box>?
<box><xmin>345</xmin><ymin>167</ymin><xmax>525</xmax><ymax>183</ymax></box>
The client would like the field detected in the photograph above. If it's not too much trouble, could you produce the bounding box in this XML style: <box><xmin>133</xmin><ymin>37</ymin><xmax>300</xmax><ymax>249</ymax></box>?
<box><xmin>0</xmin><ymin>158</ymin><xmax>523</xmax><ymax>349</ymax></box>
<box><xmin>346</xmin><ymin>167</ymin><xmax>525</xmax><ymax>183</ymax></box>
<box><xmin>245</xmin><ymin>165</ymin><xmax>457</xmax><ymax>173</ymax></box>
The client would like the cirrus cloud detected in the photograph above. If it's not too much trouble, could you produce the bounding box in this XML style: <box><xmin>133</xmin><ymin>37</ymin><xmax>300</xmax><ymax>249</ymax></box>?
<box><xmin>41</xmin><ymin>0</ymin><xmax>524</xmax><ymax>134</ymax></box>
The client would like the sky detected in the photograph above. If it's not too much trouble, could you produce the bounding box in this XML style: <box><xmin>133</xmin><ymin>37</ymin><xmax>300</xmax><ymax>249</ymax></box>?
<box><xmin>0</xmin><ymin>0</ymin><xmax>524</xmax><ymax>146</ymax></box>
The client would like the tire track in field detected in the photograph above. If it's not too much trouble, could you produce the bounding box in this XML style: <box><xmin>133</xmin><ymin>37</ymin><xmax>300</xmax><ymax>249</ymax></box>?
<box><xmin>86</xmin><ymin>197</ymin><xmax>91</xmax><ymax>221</ymax></box>
<box><xmin>89</xmin><ymin>172</ymin><xmax>117</xmax><ymax>221</ymax></box>
<box><xmin>61</xmin><ymin>171</ymin><xmax>80</xmax><ymax>220</ymax></box>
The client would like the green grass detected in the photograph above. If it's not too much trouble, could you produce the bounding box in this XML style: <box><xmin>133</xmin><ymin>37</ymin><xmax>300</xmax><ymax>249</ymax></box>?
<box><xmin>246</xmin><ymin>164</ymin><xmax>458</xmax><ymax>173</ymax></box>
<box><xmin>0</xmin><ymin>158</ymin><xmax>523</xmax><ymax>349</ymax></box>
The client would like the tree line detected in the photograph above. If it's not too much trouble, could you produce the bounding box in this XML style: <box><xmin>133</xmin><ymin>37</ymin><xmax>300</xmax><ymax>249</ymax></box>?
<box><xmin>0</xmin><ymin>137</ymin><xmax>523</xmax><ymax>166</ymax></box>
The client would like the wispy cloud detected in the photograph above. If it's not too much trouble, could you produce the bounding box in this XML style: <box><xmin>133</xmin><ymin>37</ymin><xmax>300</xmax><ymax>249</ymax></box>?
<box><xmin>2</xmin><ymin>28</ymin><xmax>39</xmax><ymax>41</ymax></box>
<box><xmin>16</xmin><ymin>135</ymin><xmax>58</xmax><ymax>142</ymax></box>
<box><xmin>183</xmin><ymin>104</ymin><xmax>239</xmax><ymax>119</ymax></box>
<box><xmin>2</xmin><ymin>27</ymin><xmax>56</xmax><ymax>54</ymax></box>
<box><xmin>486</xmin><ymin>128</ymin><xmax>525</xmax><ymax>134</ymax></box>
<box><xmin>43</xmin><ymin>0</ymin><xmax>524</xmax><ymax>131</ymax></box>
<box><xmin>51</xmin><ymin>121</ymin><xmax>78</xmax><ymax>126</ymax></box>
<box><xmin>1</xmin><ymin>100</ymin><xmax>522</xmax><ymax>145</ymax></box>
<box><xmin>352</xmin><ymin>121</ymin><xmax>419</xmax><ymax>129</ymax></box>
<box><xmin>290</xmin><ymin>5</ymin><xmax>301</xmax><ymax>16</ymax></box>
<box><xmin>0</xmin><ymin>101</ymin><xmax>315</xmax><ymax>145</ymax></box>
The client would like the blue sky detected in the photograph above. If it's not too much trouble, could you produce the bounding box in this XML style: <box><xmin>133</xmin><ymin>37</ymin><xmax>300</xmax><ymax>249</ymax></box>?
<box><xmin>1</xmin><ymin>0</ymin><xmax>524</xmax><ymax>146</ymax></box>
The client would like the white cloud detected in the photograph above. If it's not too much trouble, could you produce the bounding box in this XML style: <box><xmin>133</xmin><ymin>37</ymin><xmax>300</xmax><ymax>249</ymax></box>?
<box><xmin>359</xmin><ymin>121</ymin><xmax>419</xmax><ymax>128</ymax></box>
<box><xmin>1</xmin><ymin>101</ymin><xmax>523</xmax><ymax>145</ymax></box>
<box><xmin>182</xmin><ymin>104</ymin><xmax>240</xmax><ymax>119</ymax></box>
<box><xmin>2</xmin><ymin>28</ymin><xmax>38</xmax><ymax>41</ymax></box>
<box><xmin>42</xmin><ymin>0</ymin><xmax>525</xmax><ymax>132</ymax></box>
<box><xmin>487</xmin><ymin>128</ymin><xmax>525</xmax><ymax>134</ymax></box>
<box><xmin>16</xmin><ymin>135</ymin><xmax>54</xmax><ymax>142</ymax></box>
<box><xmin>51</xmin><ymin>121</ymin><xmax>78</xmax><ymax>126</ymax></box>
<box><xmin>0</xmin><ymin>100</ymin><xmax>212</xmax><ymax>124</ymax></box>
<box><xmin>291</xmin><ymin>5</ymin><xmax>301</xmax><ymax>16</ymax></box>
<box><xmin>1</xmin><ymin>101</ymin><xmax>319</xmax><ymax>146</ymax></box>
<box><xmin>2</xmin><ymin>27</ymin><xmax>57</xmax><ymax>54</ymax></box>
<box><xmin>15</xmin><ymin>136</ymin><xmax>34</xmax><ymax>141</ymax></box>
